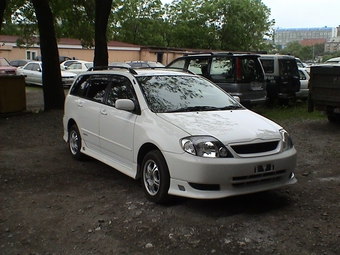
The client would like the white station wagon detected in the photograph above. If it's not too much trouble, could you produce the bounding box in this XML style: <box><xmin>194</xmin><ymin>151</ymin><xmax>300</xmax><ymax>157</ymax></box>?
<box><xmin>63</xmin><ymin>67</ymin><xmax>297</xmax><ymax>204</ymax></box>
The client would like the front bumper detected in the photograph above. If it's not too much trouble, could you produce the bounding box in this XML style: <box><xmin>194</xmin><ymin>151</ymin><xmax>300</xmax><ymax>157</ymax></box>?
<box><xmin>164</xmin><ymin>148</ymin><xmax>297</xmax><ymax>199</ymax></box>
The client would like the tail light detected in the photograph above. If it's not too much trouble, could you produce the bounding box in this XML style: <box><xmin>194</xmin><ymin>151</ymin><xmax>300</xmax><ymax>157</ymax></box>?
<box><xmin>236</xmin><ymin>58</ymin><xmax>241</xmax><ymax>80</ymax></box>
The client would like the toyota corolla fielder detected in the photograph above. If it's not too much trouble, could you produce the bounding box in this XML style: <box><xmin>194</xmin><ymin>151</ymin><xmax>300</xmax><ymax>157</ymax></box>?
<box><xmin>63</xmin><ymin>67</ymin><xmax>297</xmax><ymax>204</ymax></box>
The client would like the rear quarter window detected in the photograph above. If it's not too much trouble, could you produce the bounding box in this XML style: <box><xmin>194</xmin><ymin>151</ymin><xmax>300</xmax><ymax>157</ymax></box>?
<box><xmin>70</xmin><ymin>75</ymin><xmax>91</xmax><ymax>97</ymax></box>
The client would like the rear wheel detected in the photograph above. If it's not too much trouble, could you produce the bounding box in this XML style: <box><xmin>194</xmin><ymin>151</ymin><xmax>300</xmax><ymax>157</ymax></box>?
<box><xmin>327</xmin><ymin>112</ymin><xmax>340</xmax><ymax>123</ymax></box>
<box><xmin>68</xmin><ymin>124</ymin><xmax>85</xmax><ymax>160</ymax></box>
<box><xmin>141</xmin><ymin>150</ymin><xmax>171</xmax><ymax>204</ymax></box>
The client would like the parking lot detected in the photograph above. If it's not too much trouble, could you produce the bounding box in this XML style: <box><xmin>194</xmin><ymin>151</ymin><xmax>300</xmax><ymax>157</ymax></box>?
<box><xmin>1</xmin><ymin>89</ymin><xmax>340</xmax><ymax>254</ymax></box>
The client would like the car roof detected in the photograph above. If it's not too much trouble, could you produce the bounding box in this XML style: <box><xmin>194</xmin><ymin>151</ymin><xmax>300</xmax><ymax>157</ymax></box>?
<box><xmin>25</xmin><ymin>61</ymin><xmax>41</xmax><ymax>64</ymax></box>
<box><xmin>180</xmin><ymin>52</ymin><xmax>260</xmax><ymax>57</ymax></box>
<box><xmin>83</xmin><ymin>66</ymin><xmax>194</xmax><ymax>77</ymax></box>
<box><xmin>325</xmin><ymin>57</ymin><xmax>340</xmax><ymax>63</ymax></box>
<box><xmin>259</xmin><ymin>54</ymin><xmax>295</xmax><ymax>59</ymax></box>
<box><xmin>69</xmin><ymin>60</ymin><xmax>92</xmax><ymax>64</ymax></box>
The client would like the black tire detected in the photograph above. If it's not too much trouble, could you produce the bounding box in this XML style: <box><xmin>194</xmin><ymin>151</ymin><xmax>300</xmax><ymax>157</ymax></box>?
<box><xmin>278</xmin><ymin>98</ymin><xmax>289</xmax><ymax>106</ymax></box>
<box><xmin>327</xmin><ymin>112</ymin><xmax>340</xmax><ymax>123</ymax></box>
<box><xmin>141</xmin><ymin>150</ymin><xmax>171</xmax><ymax>204</ymax></box>
<box><xmin>68</xmin><ymin>124</ymin><xmax>85</xmax><ymax>160</ymax></box>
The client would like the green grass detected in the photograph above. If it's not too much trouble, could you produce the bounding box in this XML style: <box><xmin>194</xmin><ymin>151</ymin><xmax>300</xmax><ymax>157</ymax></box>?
<box><xmin>251</xmin><ymin>100</ymin><xmax>325</xmax><ymax>123</ymax></box>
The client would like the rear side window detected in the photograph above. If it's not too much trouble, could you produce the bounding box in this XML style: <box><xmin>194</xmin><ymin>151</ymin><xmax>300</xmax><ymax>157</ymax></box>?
<box><xmin>187</xmin><ymin>58</ymin><xmax>209</xmax><ymax>75</ymax></box>
<box><xmin>299</xmin><ymin>70</ymin><xmax>307</xmax><ymax>80</ymax></box>
<box><xmin>86</xmin><ymin>77</ymin><xmax>109</xmax><ymax>103</ymax></box>
<box><xmin>70</xmin><ymin>74</ymin><xmax>111</xmax><ymax>103</ymax></box>
<box><xmin>70</xmin><ymin>75</ymin><xmax>91</xmax><ymax>97</ymax></box>
<box><xmin>168</xmin><ymin>59</ymin><xmax>186</xmax><ymax>69</ymax></box>
<box><xmin>238</xmin><ymin>58</ymin><xmax>265</xmax><ymax>82</ymax></box>
<box><xmin>260</xmin><ymin>59</ymin><xmax>274</xmax><ymax>73</ymax></box>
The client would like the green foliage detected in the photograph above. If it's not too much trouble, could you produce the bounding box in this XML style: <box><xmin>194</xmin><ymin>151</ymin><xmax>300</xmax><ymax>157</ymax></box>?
<box><xmin>279</xmin><ymin>41</ymin><xmax>326</xmax><ymax>61</ymax></box>
<box><xmin>2</xmin><ymin>0</ymin><xmax>275</xmax><ymax>51</ymax></box>
<box><xmin>252</xmin><ymin>101</ymin><xmax>324</xmax><ymax>124</ymax></box>
<box><xmin>112</xmin><ymin>0</ymin><xmax>165</xmax><ymax>46</ymax></box>
<box><xmin>322</xmin><ymin>51</ymin><xmax>340</xmax><ymax>62</ymax></box>
<box><xmin>214</xmin><ymin>0</ymin><xmax>274</xmax><ymax>51</ymax></box>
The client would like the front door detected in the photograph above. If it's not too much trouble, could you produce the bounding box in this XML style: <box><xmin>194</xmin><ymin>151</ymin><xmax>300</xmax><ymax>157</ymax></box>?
<box><xmin>99</xmin><ymin>75</ymin><xmax>137</xmax><ymax>178</ymax></box>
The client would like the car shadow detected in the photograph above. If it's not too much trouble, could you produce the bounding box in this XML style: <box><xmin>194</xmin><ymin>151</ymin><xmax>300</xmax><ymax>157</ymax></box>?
<box><xmin>170</xmin><ymin>190</ymin><xmax>293</xmax><ymax>217</ymax></box>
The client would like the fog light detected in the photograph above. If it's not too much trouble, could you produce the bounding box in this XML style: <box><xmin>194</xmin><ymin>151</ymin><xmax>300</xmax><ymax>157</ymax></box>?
<box><xmin>289</xmin><ymin>172</ymin><xmax>295</xmax><ymax>179</ymax></box>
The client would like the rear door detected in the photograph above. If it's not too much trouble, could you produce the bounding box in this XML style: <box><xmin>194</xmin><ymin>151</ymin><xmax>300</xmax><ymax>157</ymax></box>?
<box><xmin>278</xmin><ymin>58</ymin><xmax>300</xmax><ymax>94</ymax></box>
<box><xmin>69</xmin><ymin>74</ymin><xmax>111</xmax><ymax>151</ymax></box>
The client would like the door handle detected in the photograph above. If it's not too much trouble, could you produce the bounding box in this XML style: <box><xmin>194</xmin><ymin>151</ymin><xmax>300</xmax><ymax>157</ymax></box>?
<box><xmin>100</xmin><ymin>109</ymin><xmax>107</xmax><ymax>115</ymax></box>
<box><xmin>77</xmin><ymin>100</ymin><xmax>84</xmax><ymax>107</ymax></box>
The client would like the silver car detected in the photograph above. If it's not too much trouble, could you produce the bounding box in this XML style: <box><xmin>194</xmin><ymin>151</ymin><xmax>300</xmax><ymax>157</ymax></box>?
<box><xmin>16</xmin><ymin>61</ymin><xmax>76</xmax><ymax>87</ymax></box>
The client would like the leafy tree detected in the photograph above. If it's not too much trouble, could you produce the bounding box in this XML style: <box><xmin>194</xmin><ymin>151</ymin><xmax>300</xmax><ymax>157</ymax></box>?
<box><xmin>322</xmin><ymin>51</ymin><xmax>340</xmax><ymax>62</ymax></box>
<box><xmin>112</xmin><ymin>0</ymin><xmax>164</xmax><ymax>46</ymax></box>
<box><xmin>0</xmin><ymin>0</ymin><xmax>6</xmax><ymax>31</ymax></box>
<box><xmin>279</xmin><ymin>42</ymin><xmax>325</xmax><ymax>61</ymax></box>
<box><xmin>213</xmin><ymin>0</ymin><xmax>274</xmax><ymax>51</ymax></box>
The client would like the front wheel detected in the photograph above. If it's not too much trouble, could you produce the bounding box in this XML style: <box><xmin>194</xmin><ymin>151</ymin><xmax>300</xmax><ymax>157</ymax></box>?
<box><xmin>141</xmin><ymin>150</ymin><xmax>171</xmax><ymax>204</ymax></box>
<box><xmin>68</xmin><ymin>124</ymin><xmax>85</xmax><ymax>160</ymax></box>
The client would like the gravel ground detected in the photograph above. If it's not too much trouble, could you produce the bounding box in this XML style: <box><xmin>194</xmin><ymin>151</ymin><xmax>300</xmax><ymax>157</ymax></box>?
<box><xmin>1</xmin><ymin>91</ymin><xmax>340</xmax><ymax>254</ymax></box>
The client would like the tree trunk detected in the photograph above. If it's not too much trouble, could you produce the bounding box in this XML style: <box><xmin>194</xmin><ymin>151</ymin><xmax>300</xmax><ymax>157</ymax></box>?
<box><xmin>0</xmin><ymin>0</ymin><xmax>6</xmax><ymax>32</ymax></box>
<box><xmin>94</xmin><ymin>0</ymin><xmax>113</xmax><ymax>67</ymax></box>
<box><xmin>32</xmin><ymin>0</ymin><xmax>65</xmax><ymax>111</ymax></box>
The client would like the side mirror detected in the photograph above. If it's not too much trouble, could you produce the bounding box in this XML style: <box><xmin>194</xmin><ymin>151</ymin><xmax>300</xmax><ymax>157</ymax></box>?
<box><xmin>115</xmin><ymin>99</ymin><xmax>135</xmax><ymax>111</ymax></box>
<box><xmin>233</xmin><ymin>96</ymin><xmax>240</xmax><ymax>103</ymax></box>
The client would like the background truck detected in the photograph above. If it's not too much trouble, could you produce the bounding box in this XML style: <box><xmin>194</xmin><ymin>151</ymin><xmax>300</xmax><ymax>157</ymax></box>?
<box><xmin>308</xmin><ymin>64</ymin><xmax>340</xmax><ymax>122</ymax></box>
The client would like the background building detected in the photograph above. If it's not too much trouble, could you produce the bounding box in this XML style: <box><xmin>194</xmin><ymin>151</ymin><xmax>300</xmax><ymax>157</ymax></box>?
<box><xmin>274</xmin><ymin>27</ymin><xmax>337</xmax><ymax>48</ymax></box>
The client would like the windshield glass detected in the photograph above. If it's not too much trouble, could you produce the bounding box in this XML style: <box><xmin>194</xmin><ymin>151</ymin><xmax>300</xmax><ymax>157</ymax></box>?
<box><xmin>137</xmin><ymin>75</ymin><xmax>242</xmax><ymax>113</ymax></box>
<box><xmin>0</xmin><ymin>57</ymin><xmax>10</xmax><ymax>66</ymax></box>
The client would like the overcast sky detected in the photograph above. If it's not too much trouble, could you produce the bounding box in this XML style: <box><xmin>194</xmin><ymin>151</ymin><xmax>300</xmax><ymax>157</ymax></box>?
<box><xmin>161</xmin><ymin>0</ymin><xmax>340</xmax><ymax>29</ymax></box>
<box><xmin>262</xmin><ymin>0</ymin><xmax>340</xmax><ymax>28</ymax></box>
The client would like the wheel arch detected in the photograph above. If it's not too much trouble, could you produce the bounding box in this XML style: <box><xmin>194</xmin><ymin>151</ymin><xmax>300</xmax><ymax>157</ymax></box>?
<box><xmin>66</xmin><ymin>118</ymin><xmax>77</xmax><ymax>142</ymax></box>
<box><xmin>136</xmin><ymin>143</ymin><xmax>166</xmax><ymax>179</ymax></box>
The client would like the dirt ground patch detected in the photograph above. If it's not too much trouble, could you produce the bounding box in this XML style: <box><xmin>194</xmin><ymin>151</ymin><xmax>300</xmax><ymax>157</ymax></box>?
<box><xmin>1</xmin><ymin>107</ymin><xmax>340</xmax><ymax>254</ymax></box>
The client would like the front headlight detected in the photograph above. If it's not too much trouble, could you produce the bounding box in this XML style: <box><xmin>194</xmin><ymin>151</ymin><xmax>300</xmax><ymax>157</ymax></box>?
<box><xmin>180</xmin><ymin>136</ymin><xmax>233</xmax><ymax>158</ymax></box>
<box><xmin>280</xmin><ymin>129</ymin><xmax>294</xmax><ymax>151</ymax></box>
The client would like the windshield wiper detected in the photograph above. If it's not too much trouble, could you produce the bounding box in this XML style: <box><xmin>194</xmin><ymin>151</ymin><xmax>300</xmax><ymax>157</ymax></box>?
<box><xmin>218</xmin><ymin>105</ymin><xmax>244</xmax><ymax>110</ymax></box>
<box><xmin>166</xmin><ymin>106</ymin><xmax>219</xmax><ymax>113</ymax></box>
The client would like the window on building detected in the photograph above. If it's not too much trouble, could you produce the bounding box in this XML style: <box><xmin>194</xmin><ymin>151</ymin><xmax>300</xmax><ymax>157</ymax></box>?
<box><xmin>26</xmin><ymin>50</ymin><xmax>37</xmax><ymax>60</ymax></box>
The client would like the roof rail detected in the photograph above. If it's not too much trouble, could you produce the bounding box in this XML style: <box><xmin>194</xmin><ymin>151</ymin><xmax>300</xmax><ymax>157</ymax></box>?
<box><xmin>210</xmin><ymin>52</ymin><xmax>234</xmax><ymax>55</ymax></box>
<box><xmin>87</xmin><ymin>66</ymin><xmax>137</xmax><ymax>75</ymax></box>
<box><xmin>164</xmin><ymin>67</ymin><xmax>196</xmax><ymax>75</ymax></box>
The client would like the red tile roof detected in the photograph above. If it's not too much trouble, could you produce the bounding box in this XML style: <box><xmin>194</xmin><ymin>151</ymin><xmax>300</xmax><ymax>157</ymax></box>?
<box><xmin>0</xmin><ymin>35</ymin><xmax>140</xmax><ymax>48</ymax></box>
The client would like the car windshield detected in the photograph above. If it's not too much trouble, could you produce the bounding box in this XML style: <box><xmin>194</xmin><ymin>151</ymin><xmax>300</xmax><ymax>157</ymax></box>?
<box><xmin>0</xmin><ymin>57</ymin><xmax>10</xmax><ymax>66</ymax></box>
<box><xmin>137</xmin><ymin>75</ymin><xmax>242</xmax><ymax>113</ymax></box>
<box><xmin>85</xmin><ymin>63</ymin><xmax>93</xmax><ymax>69</ymax></box>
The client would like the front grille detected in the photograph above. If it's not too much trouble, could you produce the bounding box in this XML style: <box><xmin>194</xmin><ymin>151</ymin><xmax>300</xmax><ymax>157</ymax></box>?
<box><xmin>231</xmin><ymin>141</ymin><xmax>279</xmax><ymax>154</ymax></box>
<box><xmin>231</xmin><ymin>169</ymin><xmax>286</xmax><ymax>187</ymax></box>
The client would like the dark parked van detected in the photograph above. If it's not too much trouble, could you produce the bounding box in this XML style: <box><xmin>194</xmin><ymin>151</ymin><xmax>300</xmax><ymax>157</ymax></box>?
<box><xmin>259</xmin><ymin>55</ymin><xmax>300</xmax><ymax>104</ymax></box>
<box><xmin>166</xmin><ymin>52</ymin><xmax>267</xmax><ymax>107</ymax></box>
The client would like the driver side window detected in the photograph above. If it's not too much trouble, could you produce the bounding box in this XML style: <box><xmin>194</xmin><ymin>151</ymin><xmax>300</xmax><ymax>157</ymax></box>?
<box><xmin>107</xmin><ymin>76</ymin><xmax>134</xmax><ymax>107</ymax></box>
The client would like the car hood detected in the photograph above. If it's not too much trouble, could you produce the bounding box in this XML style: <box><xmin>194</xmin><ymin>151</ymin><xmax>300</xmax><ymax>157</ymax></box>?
<box><xmin>0</xmin><ymin>66</ymin><xmax>17</xmax><ymax>71</ymax></box>
<box><xmin>157</xmin><ymin>109</ymin><xmax>282</xmax><ymax>144</ymax></box>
